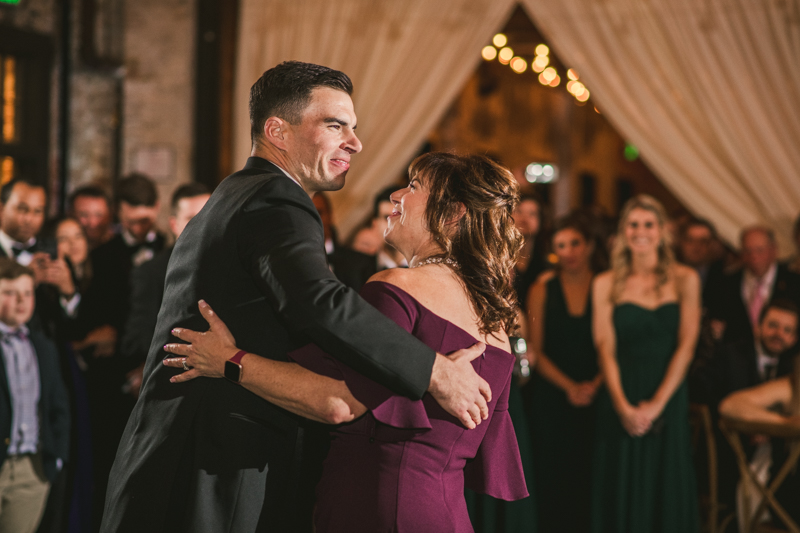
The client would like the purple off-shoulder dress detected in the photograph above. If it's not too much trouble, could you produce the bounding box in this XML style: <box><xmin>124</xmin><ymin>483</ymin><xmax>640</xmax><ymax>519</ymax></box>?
<box><xmin>289</xmin><ymin>281</ymin><xmax>528</xmax><ymax>533</ymax></box>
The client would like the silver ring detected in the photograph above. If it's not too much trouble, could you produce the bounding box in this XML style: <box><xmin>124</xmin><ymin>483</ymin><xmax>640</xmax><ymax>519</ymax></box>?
<box><xmin>182</xmin><ymin>360</ymin><xmax>190</xmax><ymax>371</ymax></box>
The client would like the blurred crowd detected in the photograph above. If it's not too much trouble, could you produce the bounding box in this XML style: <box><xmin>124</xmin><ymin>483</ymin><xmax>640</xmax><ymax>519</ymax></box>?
<box><xmin>2</xmin><ymin>169</ymin><xmax>800</xmax><ymax>533</ymax></box>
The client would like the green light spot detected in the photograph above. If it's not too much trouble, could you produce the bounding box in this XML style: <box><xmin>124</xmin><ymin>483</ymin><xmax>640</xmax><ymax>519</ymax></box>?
<box><xmin>624</xmin><ymin>144</ymin><xmax>639</xmax><ymax>161</ymax></box>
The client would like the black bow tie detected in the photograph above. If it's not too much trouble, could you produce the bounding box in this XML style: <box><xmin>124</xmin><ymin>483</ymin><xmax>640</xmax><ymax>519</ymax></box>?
<box><xmin>11</xmin><ymin>243</ymin><xmax>36</xmax><ymax>257</ymax></box>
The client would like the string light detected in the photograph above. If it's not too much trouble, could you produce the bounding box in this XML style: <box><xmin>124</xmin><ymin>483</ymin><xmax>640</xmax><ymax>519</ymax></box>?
<box><xmin>492</xmin><ymin>33</ymin><xmax>508</xmax><ymax>48</ymax></box>
<box><xmin>567</xmin><ymin>68</ymin><xmax>579</xmax><ymax>81</ymax></box>
<box><xmin>535</xmin><ymin>44</ymin><xmax>549</xmax><ymax>56</ymax></box>
<box><xmin>548</xmin><ymin>75</ymin><xmax>561</xmax><ymax>87</ymax></box>
<box><xmin>482</xmin><ymin>46</ymin><xmax>497</xmax><ymax>61</ymax></box>
<box><xmin>510</xmin><ymin>57</ymin><xmax>527</xmax><ymax>73</ymax></box>
<box><xmin>531</xmin><ymin>55</ymin><xmax>549</xmax><ymax>72</ymax></box>
<box><xmin>498</xmin><ymin>46</ymin><xmax>514</xmax><ymax>64</ymax></box>
<box><xmin>542</xmin><ymin>67</ymin><xmax>557</xmax><ymax>82</ymax></box>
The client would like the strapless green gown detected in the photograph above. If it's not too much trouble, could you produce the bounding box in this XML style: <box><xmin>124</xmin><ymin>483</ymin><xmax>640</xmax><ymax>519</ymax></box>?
<box><xmin>591</xmin><ymin>303</ymin><xmax>699</xmax><ymax>533</ymax></box>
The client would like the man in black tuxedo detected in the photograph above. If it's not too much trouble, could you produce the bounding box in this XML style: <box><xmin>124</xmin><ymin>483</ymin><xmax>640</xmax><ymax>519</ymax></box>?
<box><xmin>312</xmin><ymin>192</ymin><xmax>376</xmax><ymax>291</ymax></box>
<box><xmin>120</xmin><ymin>183</ymin><xmax>211</xmax><ymax>398</ymax></box>
<box><xmin>0</xmin><ymin>178</ymin><xmax>47</xmax><ymax>267</ymax></box>
<box><xmin>707</xmin><ymin>226</ymin><xmax>800</xmax><ymax>347</ymax></box>
<box><xmin>101</xmin><ymin>61</ymin><xmax>489</xmax><ymax>533</ymax></box>
<box><xmin>711</xmin><ymin>298</ymin><xmax>799</xmax><ymax>511</ymax></box>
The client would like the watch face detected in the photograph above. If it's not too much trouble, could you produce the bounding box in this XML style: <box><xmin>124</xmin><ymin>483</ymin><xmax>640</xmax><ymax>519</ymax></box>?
<box><xmin>224</xmin><ymin>360</ymin><xmax>242</xmax><ymax>383</ymax></box>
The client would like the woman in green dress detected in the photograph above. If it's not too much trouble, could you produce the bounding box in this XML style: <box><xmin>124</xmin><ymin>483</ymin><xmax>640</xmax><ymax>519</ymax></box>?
<box><xmin>591</xmin><ymin>195</ymin><xmax>700</xmax><ymax>533</ymax></box>
<box><xmin>526</xmin><ymin>213</ymin><xmax>604</xmax><ymax>532</ymax></box>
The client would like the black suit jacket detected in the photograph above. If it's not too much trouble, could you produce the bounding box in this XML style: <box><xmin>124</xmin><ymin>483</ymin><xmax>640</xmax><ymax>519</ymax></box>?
<box><xmin>119</xmin><ymin>247</ymin><xmax>173</xmax><ymax>367</ymax></box>
<box><xmin>711</xmin><ymin>339</ymin><xmax>794</xmax><ymax>407</ymax></box>
<box><xmin>0</xmin><ymin>328</ymin><xmax>70</xmax><ymax>482</ymax></box>
<box><xmin>101</xmin><ymin>158</ymin><xmax>436</xmax><ymax>533</ymax></box>
<box><xmin>326</xmin><ymin>243</ymin><xmax>377</xmax><ymax>291</ymax></box>
<box><xmin>706</xmin><ymin>264</ymin><xmax>800</xmax><ymax>346</ymax></box>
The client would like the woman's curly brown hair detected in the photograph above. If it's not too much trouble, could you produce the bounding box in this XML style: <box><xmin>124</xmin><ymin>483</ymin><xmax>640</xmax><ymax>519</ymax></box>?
<box><xmin>409</xmin><ymin>152</ymin><xmax>523</xmax><ymax>335</ymax></box>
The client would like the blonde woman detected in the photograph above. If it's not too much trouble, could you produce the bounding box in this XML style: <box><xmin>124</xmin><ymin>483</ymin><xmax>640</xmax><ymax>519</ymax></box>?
<box><xmin>591</xmin><ymin>195</ymin><xmax>701</xmax><ymax>532</ymax></box>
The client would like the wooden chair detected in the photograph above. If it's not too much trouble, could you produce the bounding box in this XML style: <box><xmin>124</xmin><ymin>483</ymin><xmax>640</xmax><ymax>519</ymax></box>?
<box><xmin>690</xmin><ymin>403</ymin><xmax>723</xmax><ymax>533</ymax></box>
<box><xmin>719</xmin><ymin>416</ymin><xmax>800</xmax><ymax>533</ymax></box>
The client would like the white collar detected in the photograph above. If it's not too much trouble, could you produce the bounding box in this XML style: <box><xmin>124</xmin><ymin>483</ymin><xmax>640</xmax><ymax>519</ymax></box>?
<box><xmin>122</xmin><ymin>229</ymin><xmax>157</xmax><ymax>247</ymax></box>
<box><xmin>0</xmin><ymin>230</ymin><xmax>35</xmax><ymax>257</ymax></box>
<box><xmin>270</xmin><ymin>162</ymin><xmax>302</xmax><ymax>189</ymax></box>
<box><xmin>744</xmin><ymin>262</ymin><xmax>778</xmax><ymax>289</ymax></box>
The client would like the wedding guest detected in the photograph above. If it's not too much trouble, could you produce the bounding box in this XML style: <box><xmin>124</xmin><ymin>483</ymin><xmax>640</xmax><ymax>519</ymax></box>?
<box><xmin>35</xmin><ymin>217</ymin><xmax>97</xmax><ymax>533</ymax></box>
<box><xmin>512</xmin><ymin>193</ymin><xmax>548</xmax><ymax>310</ymax></box>
<box><xmin>0</xmin><ymin>259</ymin><xmax>69</xmax><ymax>533</ymax></box>
<box><xmin>0</xmin><ymin>178</ymin><xmax>46</xmax><ymax>268</ymax></box>
<box><xmin>711</xmin><ymin>299</ymin><xmax>798</xmax><ymax>517</ymax></box>
<box><xmin>719</xmin><ymin>356</ymin><xmax>800</xmax><ymax>530</ymax></box>
<box><xmin>68</xmin><ymin>186</ymin><xmax>115</xmax><ymax>250</ymax></box>
<box><xmin>591</xmin><ymin>195</ymin><xmax>700</xmax><ymax>532</ymax></box>
<box><xmin>526</xmin><ymin>212</ymin><xmax>603</xmax><ymax>533</ymax></box>
<box><xmin>312</xmin><ymin>192</ymin><xmax>375</xmax><ymax>291</ymax></box>
<box><xmin>678</xmin><ymin>217</ymin><xmax>724</xmax><ymax>294</ymax></box>
<box><xmin>93</xmin><ymin>174</ymin><xmax>165</xmax><ymax>272</ymax></box>
<box><xmin>120</xmin><ymin>183</ymin><xmax>210</xmax><ymax>399</ymax></box>
<box><xmin>708</xmin><ymin>226</ymin><xmax>800</xmax><ymax>346</ymax></box>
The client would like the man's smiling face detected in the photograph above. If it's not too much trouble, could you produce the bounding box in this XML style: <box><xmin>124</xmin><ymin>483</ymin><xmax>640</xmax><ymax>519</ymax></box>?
<box><xmin>284</xmin><ymin>87</ymin><xmax>362</xmax><ymax>194</ymax></box>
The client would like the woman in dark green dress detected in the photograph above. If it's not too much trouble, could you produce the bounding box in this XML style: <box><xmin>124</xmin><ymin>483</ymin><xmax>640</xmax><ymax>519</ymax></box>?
<box><xmin>591</xmin><ymin>195</ymin><xmax>701</xmax><ymax>533</ymax></box>
<box><xmin>526</xmin><ymin>213</ymin><xmax>604</xmax><ymax>532</ymax></box>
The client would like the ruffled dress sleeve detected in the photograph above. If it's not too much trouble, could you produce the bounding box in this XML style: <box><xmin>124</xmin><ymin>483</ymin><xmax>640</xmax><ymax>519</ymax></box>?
<box><xmin>464</xmin><ymin>367</ymin><xmax>529</xmax><ymax>501</ymax></box>
<box><xmin>288</xmin><ymin>281</ymin><xmax>432</xmax><ymax>431</ymax></box>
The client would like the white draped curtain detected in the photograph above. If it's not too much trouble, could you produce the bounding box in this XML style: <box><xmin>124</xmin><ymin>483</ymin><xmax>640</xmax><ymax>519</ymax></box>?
<box><xmin>233</xmin><ymin>0</ymin><xmax>517</xmax><ymax>237</ymax></box>
<box><xmin>520</xmin><ymin>0</ymin><xmax>800</xmax><ymax>254</ymax></box>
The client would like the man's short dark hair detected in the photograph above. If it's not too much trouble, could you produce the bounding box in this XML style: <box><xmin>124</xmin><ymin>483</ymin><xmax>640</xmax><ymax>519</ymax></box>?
<box><xmin>759</xmin><ymin>298</ymin><xmax>800</xmax><ymax>326</ymax></box>
<box><xmin>117</xmin><ymin>173</ymin><xmax>158</xmax><ymax>207</ymax></box>
<box><xmin>68</xmin><ymin>184</ymin><xmax>112</xmax><ymax>211</ymax></box>
<box><xmin>0</xmin><ymin>178</ymin><xmax>45</xmax><ymax>204</ymax></box>
<box><xmin>681</xmin><ymin>217</ymin><xmax>717</xmax><ymax>240</ymax></box>
<box><xmin>249</xmin><ymin>61</ymin><xmax>353</xmax><ymax>143</ymax></box>
<box><xmin>0</xmin><ymin>257</ymin><xmax>34</xmax><ymax>281</ymax></box>
<box><xmin>171</xmin><ymin>183</ymin><xmax>210</xmax><ymax>215</ymax></box>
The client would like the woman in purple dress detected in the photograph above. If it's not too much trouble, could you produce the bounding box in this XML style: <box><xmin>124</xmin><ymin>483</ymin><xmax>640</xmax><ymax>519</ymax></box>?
<box><xmin>163</xmin><ymin>152</ymin><xmax>528</xmax><ymax>532</ymax></box>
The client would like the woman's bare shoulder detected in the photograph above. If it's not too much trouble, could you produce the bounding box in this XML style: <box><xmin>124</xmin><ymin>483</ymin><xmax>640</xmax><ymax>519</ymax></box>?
<box><xmin>593</xmin><ymin>270</ymin><xmax>614</xmax><ymax>289</ymax></box>
<box><xmin>367</xmin><ymin>268</ymin><xmax>422</xmax><ymax>297</ymax></box>
<box><xmin>673</xmin><ymin>263</ymin><xmax>700</xmax><ymax>293</ymax></box>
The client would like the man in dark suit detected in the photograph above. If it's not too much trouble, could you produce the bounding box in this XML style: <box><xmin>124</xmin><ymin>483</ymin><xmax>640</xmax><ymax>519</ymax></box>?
<box><xmin>711</xmin><ymin>298</ymin><xmax>799</xmax><ymax>512</ymax></box>
<box><xmin>312</xmin><ymin>192</ymin><xmax>376</xmax><ymax>291</ymax></box>
<box><xmin>0</xmin><ymin>259</ymin><xmax>69</xmax><ymax>533</ymax></box>
<box><xmin>120</xmin><ymin>183</ymin><xmax>211</xmax><ymax>398</ymax></box>
<box><xmin>101</xmin><ymin>61</ymin><xmax>489</xmax><ymax>533</ymax></box>
<box><xmin>0</xmin><ymin>178</ymin><xmax>48</xmax><ymax>273</ymax></box>
<box><xmin>707</xmin><ymin>226</ymin><xmax>800</xmax><ymax>347</ymax></box>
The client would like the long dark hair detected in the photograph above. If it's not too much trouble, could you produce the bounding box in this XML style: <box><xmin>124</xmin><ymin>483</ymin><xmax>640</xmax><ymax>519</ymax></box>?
<box><xmin>409</xmin><ymin>152</ymin><xmax>523</xmax><ymax>335</ymax></box>
<box><xmin>552</xmin><ymin>211</ymin><xmax>608</xmax><ymax>273</ymax></box>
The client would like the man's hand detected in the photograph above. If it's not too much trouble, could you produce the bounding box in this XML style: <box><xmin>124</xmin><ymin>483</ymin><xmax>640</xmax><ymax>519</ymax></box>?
<box><xmin>428</xmin><ymin>342</ymin><xmax>491</xmax><ymax>429</ymax></box>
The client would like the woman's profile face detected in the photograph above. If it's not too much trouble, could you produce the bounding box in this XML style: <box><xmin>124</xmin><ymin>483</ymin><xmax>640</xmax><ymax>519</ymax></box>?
<box><xmin>624</xmin><ymin>207</ymin><xmax>662</xmax><ymax>255</ymax></box>
<box><xmin>553</xmin><ymin>228</ymin><xmax>592</xmax><ymax>272</ymax></box>
<box><xmin>384</xmin><ymin>175</ymin><xmax>431</xmax><ymax>253</ymax></box>
<box><xmin>56</xmin><ymin>218</ymin><xmax>89</xmax><ymax>266</ymax></box>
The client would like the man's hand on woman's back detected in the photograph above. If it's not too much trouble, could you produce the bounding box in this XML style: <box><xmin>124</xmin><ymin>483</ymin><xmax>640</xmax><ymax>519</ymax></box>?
<box><xmin>428</xmin><ymin>342</ymin><xmax>492</xmax><ymax>429</ymax></box>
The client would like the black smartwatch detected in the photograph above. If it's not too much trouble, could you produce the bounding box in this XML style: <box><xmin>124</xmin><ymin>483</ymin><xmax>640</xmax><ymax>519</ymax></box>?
<box><xmin>224</xmin><ymin>350</ymin><xmax>247</xmax><ymax>383</ymax></box>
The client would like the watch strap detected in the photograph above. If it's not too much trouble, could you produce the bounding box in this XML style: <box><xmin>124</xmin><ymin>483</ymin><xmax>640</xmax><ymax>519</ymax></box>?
<box><xmin>229</xmin><ymin>350</ymin><xmax>247</xmax><ymax>365</ymax></box>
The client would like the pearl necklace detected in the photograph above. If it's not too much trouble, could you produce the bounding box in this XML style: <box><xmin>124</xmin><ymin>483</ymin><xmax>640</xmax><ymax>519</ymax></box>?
<box><xmin>411</xmin><ymin>256</ymin><xmax>459</xmax><ymax>269</ymax></box>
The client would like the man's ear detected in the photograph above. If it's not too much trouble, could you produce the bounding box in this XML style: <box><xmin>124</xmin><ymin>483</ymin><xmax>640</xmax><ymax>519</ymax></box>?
<box><xmin>263</xmin><ymin>117</ymin><xmax>289</xmax><ymax>150</ymax></box>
